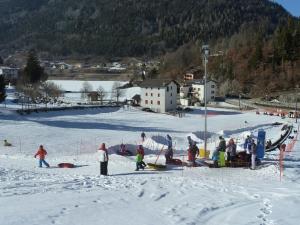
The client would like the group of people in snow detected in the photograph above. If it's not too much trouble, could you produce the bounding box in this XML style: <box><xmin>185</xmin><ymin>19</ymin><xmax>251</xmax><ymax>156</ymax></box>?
<box><xmin>15</xmin><ymin>129</ymin><xmax>261</xmax><ymax>173</ymax></box>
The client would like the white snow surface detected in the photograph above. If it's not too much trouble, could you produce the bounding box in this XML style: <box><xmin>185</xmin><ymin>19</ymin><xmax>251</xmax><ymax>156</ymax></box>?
<box><xmin>0</xmin><ymin>106</ymin><xmax>299</xmax><ymax>225</ymax></box>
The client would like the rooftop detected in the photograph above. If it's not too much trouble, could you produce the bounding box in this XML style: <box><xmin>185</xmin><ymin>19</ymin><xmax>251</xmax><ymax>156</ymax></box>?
<box><xmin>139</xmin><ymin>79</ymin><xmax>179</xmax><ymax>88</ymax></box>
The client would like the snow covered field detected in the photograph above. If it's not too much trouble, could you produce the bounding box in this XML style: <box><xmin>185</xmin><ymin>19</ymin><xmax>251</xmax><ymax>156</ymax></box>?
<box><xmin>0</xmin><ymin>106</ymin><xmax>299</xmax><ymax>225</ymax></box>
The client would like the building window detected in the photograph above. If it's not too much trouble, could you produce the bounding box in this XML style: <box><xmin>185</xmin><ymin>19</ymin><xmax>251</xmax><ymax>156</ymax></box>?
<box><xmin>198</xmin><ymin>88</ymin><xmax>200</xmax><ymax>91</ymax></box>
<box><xmin>158</xmin><ymin>93</ymin><xmax>160</xmax><ymax>97</ymax></box>
<box><xmin>151</xmin><ymin>100</ymin><xmax>153</xmax><ymax>104</ymax></box>
<box><xmin>171</xmin><ymin>86</ymin><xmax>172</xmax><ymax>90</ymax></box>
<box><xmin>145</xmin><ymin>100</ymin><xmax>148</xmax><ymax>104</ymax></box>
<box><xmin>211</xmin><ymin>91</ymin><xmax>215</xmax><ymax>94</ymax></box>
<box><xmin>167</xmin><ymin>87</ymin><xmax>169</xmax><ymax>92</ymax></box>
<box><xmin>146</xmin><ymin>93</ymin><xmax>148</xmax><ymax>96</ymax></box>
<box><xmin>158</xmin><ymin>88</ymin><xmax>160</xmax><ymax>90</ymax></box>
<box><xmin>171</xmin><ymin>93</ymin><xmax>172</xmax><ymax>96</ymax></box>
<box><xmin>157</xmin><ymin>101</ymin><xmax>160</xmax><ymax>105</ymax></box>
<box><xmin>170</xmin><ymin>100</ymin><xmax>172</xmax><ymax>104</ymax></box>
<box><xmin>151</xmin><ymin>93</ymin><xmax>153</xmax><ymax>97</ymax></box>
<box><xmin>211</xmin><ymin>85</ymin><xmax>215</xmax><ymax>88</ymax></box>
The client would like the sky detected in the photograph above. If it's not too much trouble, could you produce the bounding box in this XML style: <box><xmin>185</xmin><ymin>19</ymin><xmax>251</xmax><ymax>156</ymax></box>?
<box><xmin>275</xmin><ymin>0</ymin><xmax>300</xmax><ymax>17</ymax></box>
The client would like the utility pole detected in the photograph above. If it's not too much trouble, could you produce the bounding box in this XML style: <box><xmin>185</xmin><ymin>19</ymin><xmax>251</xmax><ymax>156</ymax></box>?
<box><xmin>296</xmin><ymin>85</ymin><xmax>299</xmax><ymax>123</ymax></box>
<box><xmin>202</xmin><ymin>45</ymin><xmax>209</xmax><ymax>158</ymax></box>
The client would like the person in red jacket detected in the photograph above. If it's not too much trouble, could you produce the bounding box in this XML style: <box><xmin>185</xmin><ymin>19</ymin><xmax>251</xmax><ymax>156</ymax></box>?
<box><xmin>34</xmin><ymin>145</ymin><xmax>50</xmax><ymax>168</ymax></box>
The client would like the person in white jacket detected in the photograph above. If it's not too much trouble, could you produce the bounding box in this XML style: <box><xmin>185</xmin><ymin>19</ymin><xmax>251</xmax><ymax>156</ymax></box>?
<box><xmin>97</xmin><ymin>143</ymin><xmax>109</xmax><ymax>175</ymax></box>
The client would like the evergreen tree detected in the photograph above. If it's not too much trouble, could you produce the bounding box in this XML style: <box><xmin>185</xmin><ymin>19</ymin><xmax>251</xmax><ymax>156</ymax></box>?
<box><xmin>23</xmin><ymin>50</ymin><xmax>47</xmax><ymax>84</ymax></box>
<box><xmin>0</xmin><ymin>56</ymin><xmax>3</xmax><ymax>65</ymax></box>
<box><xmin>249</xmin><ymin>34</ymin><xmax>263</xmax><ymax>69</ymax></box>
<box><xmin>0</xmin><ymin>75</ymin><xmax>6</xmax><ymax>103</ymax></box>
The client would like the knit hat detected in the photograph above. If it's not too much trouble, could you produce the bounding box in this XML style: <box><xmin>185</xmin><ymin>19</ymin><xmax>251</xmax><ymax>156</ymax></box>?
<box><xmin>99</xmin><ymin>143</ymin><xmax>106</xmax><ymax>150</ymax></box>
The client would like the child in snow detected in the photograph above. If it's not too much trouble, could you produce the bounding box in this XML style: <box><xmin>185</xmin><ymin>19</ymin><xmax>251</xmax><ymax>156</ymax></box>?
<box><xmin>120</xmin><ymin>143</ymin><xmax>126</xmax><ymax>154</ymax></box>
<box><xmin>165</xmin><ymin>134</ymin><xmax>173</xmax><ymax>164</ymax></box>
<box><xmin>97</xmin><ymin>143</ymin><xmax>109</xmax><ymax>176</ymax></box>
<box><xmin>187</xmin><ymin>136</ymin><xmax>199</xmax><ymax>166</ymax></box>
<box><xmin>141</xmin><ymin>132</ymin><xmax>146</xmax><ymax>142</ymax></box>
<box><xmin>250</xmin><ymin>139</ymin><xmax>257</xmax><ymax>170</ymax></box>
<box><xmin>137</xmin><ymin>145</ymin><xmax>147</xmax><ymax>168</ymax></box>
<box><xmin>3</xmin><ymin>140</ymin><xmax>12</xmax><ymax>147</ymax></box>
<box><xmin>212</xmin><ymin>149</ymin><xmax>219</xmax><ymax>168</ymax></box>
<box><xmin>244</xmin><ymin>135</ymin><xmax>252</xmax><ymax>163</ymax></box>
<box><xmin>135</xmin><ymin>151</ymin><xmax>144</xmax><ymax>171</ymax></box>
<box><xmin>34</xmin><ymin>145</ymin><xmax>50</xmax><ymax>168</ymax></box>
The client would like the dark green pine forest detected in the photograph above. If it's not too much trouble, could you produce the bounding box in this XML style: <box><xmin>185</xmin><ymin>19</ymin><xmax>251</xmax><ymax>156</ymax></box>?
<box><xmin>0</xmin><ymin>0</ymin><xmax>299</xmax><ymax>95</ymax></box>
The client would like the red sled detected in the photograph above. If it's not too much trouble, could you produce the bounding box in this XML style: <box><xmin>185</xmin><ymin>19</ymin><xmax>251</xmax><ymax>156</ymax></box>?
<box><xmin>167</xmin><ymin>158</ymin><xmax>182</xmax><ymax>165</ymax></box>
<box><xmin>58</xmin><ymin>163</ymin><xmax>75</xmax><ymax>168</ymax></box>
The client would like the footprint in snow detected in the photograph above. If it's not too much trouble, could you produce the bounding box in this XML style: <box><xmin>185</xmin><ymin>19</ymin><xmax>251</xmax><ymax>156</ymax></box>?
<box><xmin>138</xmin><ymin>189</ymin><xmax>145</xmax><ymax>198</ymax></box>
<box><xmin>154</xmin><ymin>192</ymin><xmax>169</xmax><ymax>201</ymax></box>
<box><xmin>140</xmin><ymin>180</ymin><xmax>147</xmax><ymax>185</ymax></box>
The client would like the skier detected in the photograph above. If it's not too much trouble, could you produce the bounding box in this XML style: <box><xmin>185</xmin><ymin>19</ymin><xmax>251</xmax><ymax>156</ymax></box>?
<box><xmin>165</xmin><ymin>134</ymin><xmax>173</xmax><ymax>164</ymax></box>
<box><xmin>97</xmin><ymin>143</ymin><xmax>109</xmax><ymax>176</ymax></box>
<box><xmin>250</xmin><ymin>139</ymin><xmax>257</xmax><ymax>170</ymax></box>
<box><xmin>3</xmin><ymin>140</ymin><xmax>12</xmax><ymax>147</ymax></box>
<box><xmin>226</xmin><ymin>138</ymin><xmax>237</xmax><ymax>166</ymax></box>
<box><xmin>141</xmin><ymin>132</ymin><xmax>146</xmax><ymax>142</ymax></box>
<box><xmin>135</xmin><ymin>150</ymin><xmax>144</xmax><ymax>171</ymax></box>
<box><xmin>137</xmin><ymin>145</ymin><xmax>147</xmax><ymax>168</ymax></box>
<box><xmin>34</xmin><ymin>145</ymin><xmax>50</xmax><ymax>168</ymax></box>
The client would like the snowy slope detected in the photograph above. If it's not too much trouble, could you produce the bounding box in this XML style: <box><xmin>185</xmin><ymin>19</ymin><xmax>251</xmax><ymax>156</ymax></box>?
<box><xmin>0</xmin><ymin>106</ymin><xmax>299</xmax><ymax>225</ymax></box>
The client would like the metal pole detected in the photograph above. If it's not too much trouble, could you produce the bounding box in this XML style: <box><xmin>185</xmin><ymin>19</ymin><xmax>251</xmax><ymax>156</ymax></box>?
<box><xmin>204</xmin><ymin>54</ymin><xmax>208</xmax><ymax>157</ymax></box>
<box><xmin>296</xmin><ymin>99</ymin><xmax>298</xmax><ymax>123</ymax></box>
<box><xmin>239</xmin><ymin>94</ymin><xmax>241</xmax><ymax>110</ymax></box>
<box><xmin>202</xmin><ymin>45</ymin><xmax>209</xmax><ymax>158</ymax></box>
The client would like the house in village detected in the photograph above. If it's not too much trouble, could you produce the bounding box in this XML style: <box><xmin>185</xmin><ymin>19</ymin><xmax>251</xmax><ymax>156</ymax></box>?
<box><xmin>184</xmin><ymin>67</ymin><xmax>202</xmax><ymax>81</ymax></box>
<box><xmin>87</xmin><ymin>92</ymin><xmax>100</xmax><ymax>102</ymax></box>
<box><xmin>139</xmin><ymin>80</ymin><xmax>178</xmax><ymax>113</ymax></box>
<box><xmin>180</xmin><ymin>79</ymin><xmax>217</xmax><ymax>106</ymax></box>
<box><xmin>0</xmin><ymin>66</ymin><xmax>19</xmax><ymax>81</ymax></box>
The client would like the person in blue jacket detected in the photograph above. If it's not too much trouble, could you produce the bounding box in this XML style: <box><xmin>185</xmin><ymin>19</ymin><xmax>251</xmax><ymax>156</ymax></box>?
<box><xmin>244</xmin><ymin>135</ymin><xmax>252</xmax><ymax>163</ymax></box>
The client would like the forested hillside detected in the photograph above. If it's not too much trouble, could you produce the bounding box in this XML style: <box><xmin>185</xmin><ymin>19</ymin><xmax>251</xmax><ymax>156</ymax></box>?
<box><xmin>0</xmin><ymin>0</ymin><xmax>290</xmax><ymax>56</ymax></box>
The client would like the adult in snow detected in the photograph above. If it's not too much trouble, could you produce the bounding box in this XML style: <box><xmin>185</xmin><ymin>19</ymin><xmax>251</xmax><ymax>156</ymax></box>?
<box><xmin>226</xmin><ymin>138</ymin><xmax>237</xmax><ymax>165</ymax></box>
<box><xmin>137</xmin><ymin>145</ymin><xmax>147</xmax><ymax>168</ymax></box>
<box><xmin>3</xmin><ymin>139</ymin><xmax>12</xmax><ymax>147</ymax></box>
<box><xmin>165</xmin><ymin>134</ymin><xmax>173</xmax><ymax>164</ymax></box>
<box><xmin>250</xmin><ymin>139</ymin><xmax>257</xmax><ymax>169</ymax></box>
<box><xmin>97</xmin><ymin>143</ymin><xmax>109</xmax><ymax>176</ymax></box>
<box><xmin>141</xmin><ymin>132</ymin><xmax>146</xmax><ymax>142</ymax></box>
<box><xmin>217</xmin><ymin>136</ymin><xmax>226</xmax><ymax>152</ymax></box>
<box><xmin>34</xmin><ymin>145</ymin><xmax>50</xmax><ymax>168</ymax></box>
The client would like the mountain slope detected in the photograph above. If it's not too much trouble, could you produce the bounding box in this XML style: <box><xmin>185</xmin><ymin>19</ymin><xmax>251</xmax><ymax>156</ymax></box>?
<box><xmin>0</xmin><ymin>0</ymin><xmax>291</xmax><ymax>56</ymax></box>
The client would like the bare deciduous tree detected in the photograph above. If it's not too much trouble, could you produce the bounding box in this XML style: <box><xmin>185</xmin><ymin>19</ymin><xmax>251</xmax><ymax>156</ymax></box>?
<box><xmin>97</xmin><ymin>85</ymin><xmax>106</xmax><ymax>105</ymax></box>
<box><xmin>111</xmin><ymin>81</ymin><xmax>124</xmax><ymax>103</ymax></box>
<box><xmin>81</xmin><ymin>81</ymin><xmax>93</xmax><ymax>99</ymax></box>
